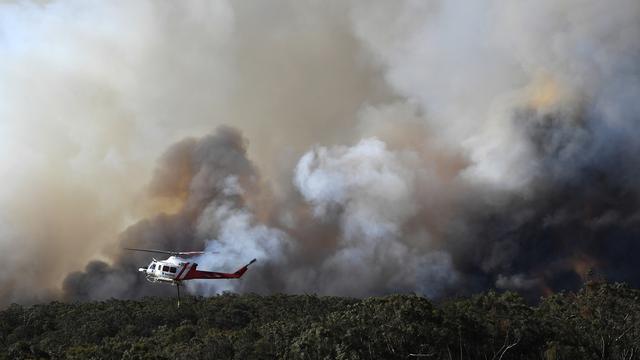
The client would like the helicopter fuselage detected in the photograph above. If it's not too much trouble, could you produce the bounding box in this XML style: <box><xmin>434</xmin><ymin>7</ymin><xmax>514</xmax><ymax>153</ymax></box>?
<box><xmin>138</xmin><ymin>256</ymin><xmax>187</xmax><ymax>284</ymax></box>
<box><xmin>138</xmin><ymin>256</ymin><xmax>256</xmax><ymax>284</ymax></box>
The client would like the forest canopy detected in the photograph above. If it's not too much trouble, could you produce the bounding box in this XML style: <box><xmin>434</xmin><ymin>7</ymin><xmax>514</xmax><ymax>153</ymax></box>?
<box><xmin>2</xmin><ymin>281</ymin><xmax>640</xmax><ymax>359</ymax></box>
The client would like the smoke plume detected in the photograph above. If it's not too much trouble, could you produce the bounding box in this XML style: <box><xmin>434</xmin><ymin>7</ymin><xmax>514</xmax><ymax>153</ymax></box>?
<box><xmin>1</xmin><ymin>0</ymin><xmax>639</xmax><ymax>306</ymax></box>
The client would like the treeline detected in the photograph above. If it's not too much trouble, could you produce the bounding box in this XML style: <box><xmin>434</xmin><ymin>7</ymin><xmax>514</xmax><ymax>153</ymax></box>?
<box><xmin>1</xmin><ymin>282</ymin><xmax>640</xmax><ymax>359</ymax></box>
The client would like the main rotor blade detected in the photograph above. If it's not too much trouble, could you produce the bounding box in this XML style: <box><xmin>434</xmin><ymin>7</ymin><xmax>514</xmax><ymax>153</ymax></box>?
<box><xmin>124</xmin><ymin>247</ymin><xmax>174</xmax><ymax>255</ymax></box>
<box><xmin>175</xmin><ymin>251</ymin><xmax>207</xmax><ymax>256</ymax></box>
<box><xmin>124</xmin><ymin>248</ymin><xmax>218</xmax><ymax>256</ymax></box>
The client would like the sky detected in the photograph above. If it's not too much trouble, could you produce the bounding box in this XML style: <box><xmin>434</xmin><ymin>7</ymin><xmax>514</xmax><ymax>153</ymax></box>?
<box><xmin>1</xmin><ymin>0</ymin><xmax>639</xmax><ymax>306</ymax></box>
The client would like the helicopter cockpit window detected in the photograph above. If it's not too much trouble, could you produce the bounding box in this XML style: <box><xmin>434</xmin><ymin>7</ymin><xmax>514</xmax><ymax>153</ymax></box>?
<box><xmin>170</xmin><ymin>267</ymin><xmax>177</xmax><ymax>273</ymax></box>
<box><xmin>163</xmin><ymin>265</ymin><xmax>170</xmax><ymax>272</ymax></box>
<box><xmin>149</xmin><ymin>264</ymin><xmax>155</xmax><ymax>270</ymax></box>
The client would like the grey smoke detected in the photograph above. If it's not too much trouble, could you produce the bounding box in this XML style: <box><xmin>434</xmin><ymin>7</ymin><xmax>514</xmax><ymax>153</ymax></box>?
<box><xmin>0</xmin><ymin>0</ymin><xmax>639</xmax><ymax>305</ymax></box>
<box><xmin>63</xmin><ymin>126</ymin><xmax>264</xmax><ymax>300</ymax></box>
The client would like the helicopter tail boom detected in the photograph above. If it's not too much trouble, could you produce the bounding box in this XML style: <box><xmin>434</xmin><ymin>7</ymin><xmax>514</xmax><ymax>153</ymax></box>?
<box><xmin>181</xmin><ymin>259</ymin><xmax>257</xmax><ymax>280</ymax></box>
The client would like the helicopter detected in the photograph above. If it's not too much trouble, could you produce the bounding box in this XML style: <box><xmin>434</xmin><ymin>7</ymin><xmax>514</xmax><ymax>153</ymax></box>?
<box><xmin>126</xmin><ymin>247</ymin><xmax>256</xmax><ymax>306</ymax></box>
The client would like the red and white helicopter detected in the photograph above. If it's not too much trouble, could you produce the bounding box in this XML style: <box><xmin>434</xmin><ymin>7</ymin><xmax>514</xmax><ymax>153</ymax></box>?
<box><xmin>126</xmin><ymin>247</ymin><xmax>256</xmax><ymax>306</ymax></box>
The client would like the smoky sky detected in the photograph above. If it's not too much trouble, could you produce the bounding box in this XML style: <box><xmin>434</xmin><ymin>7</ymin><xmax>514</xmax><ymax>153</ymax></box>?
<box><xmin>1</xmin><ymin>0</ymin><xmax>640</xmax><ymax>306</ymax></box>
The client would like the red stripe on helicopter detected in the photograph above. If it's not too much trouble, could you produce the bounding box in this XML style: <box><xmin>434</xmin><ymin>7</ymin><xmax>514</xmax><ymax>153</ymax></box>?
<box><xmin>179</xmin><ymin>263</ymin><xmax>195</xmax><ymax>280</ymax></box>
<box><xmin>175</xmin><ymin>263</ymin><xmax>189</xmax><ymax>280</ymax></box>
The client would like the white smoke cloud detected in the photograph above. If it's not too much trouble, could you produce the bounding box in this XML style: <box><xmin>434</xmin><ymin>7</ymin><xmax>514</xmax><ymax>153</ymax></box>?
<box><xmin>190</xmin><ymin>198</ymin><xmax>289</xmax><ymax>295</ymax></box>
<box><xmin>295</xmin><ymin>138</ymin><xmax>418</xmax><ymax>239</ymax></box>
<box><xmin>352</xmin><ymin>0</ymin><xmax>640</xmax><ymax>192</ymax></box>
<box><xmin>294</xmin><ymin>138</ymin><xmax>458</xmax><ymax>296</ymax></box>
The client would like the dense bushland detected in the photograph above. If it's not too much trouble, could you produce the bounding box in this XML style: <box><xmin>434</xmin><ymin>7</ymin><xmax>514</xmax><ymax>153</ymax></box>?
<box><xmin>2</xmin><ymin>282</ymin><xmax>639</xmax><ymax>359</ymax></box>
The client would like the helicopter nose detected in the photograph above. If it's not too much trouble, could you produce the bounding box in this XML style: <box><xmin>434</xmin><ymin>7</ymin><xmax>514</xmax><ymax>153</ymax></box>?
<box><xmin>138</xmin><ymin>267</ymin><xmax>146</xmax><ymax>272</ymax></box>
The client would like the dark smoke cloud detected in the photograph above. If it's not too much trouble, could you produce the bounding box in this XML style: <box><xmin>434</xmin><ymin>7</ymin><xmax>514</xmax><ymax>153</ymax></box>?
<box><xmin>64</xmin><ymin>126</ymin><xmax>459</xmax><ymax>300</ymax></box>
<box><xmin>63</xmin><ymin>127</ymin><xmax>260</xmax><ymax>300</ymax></box>
<box><xmin>65</xmin><ymin>109</ymin><xmax>640</xmax><ymax>302</ymax></box>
